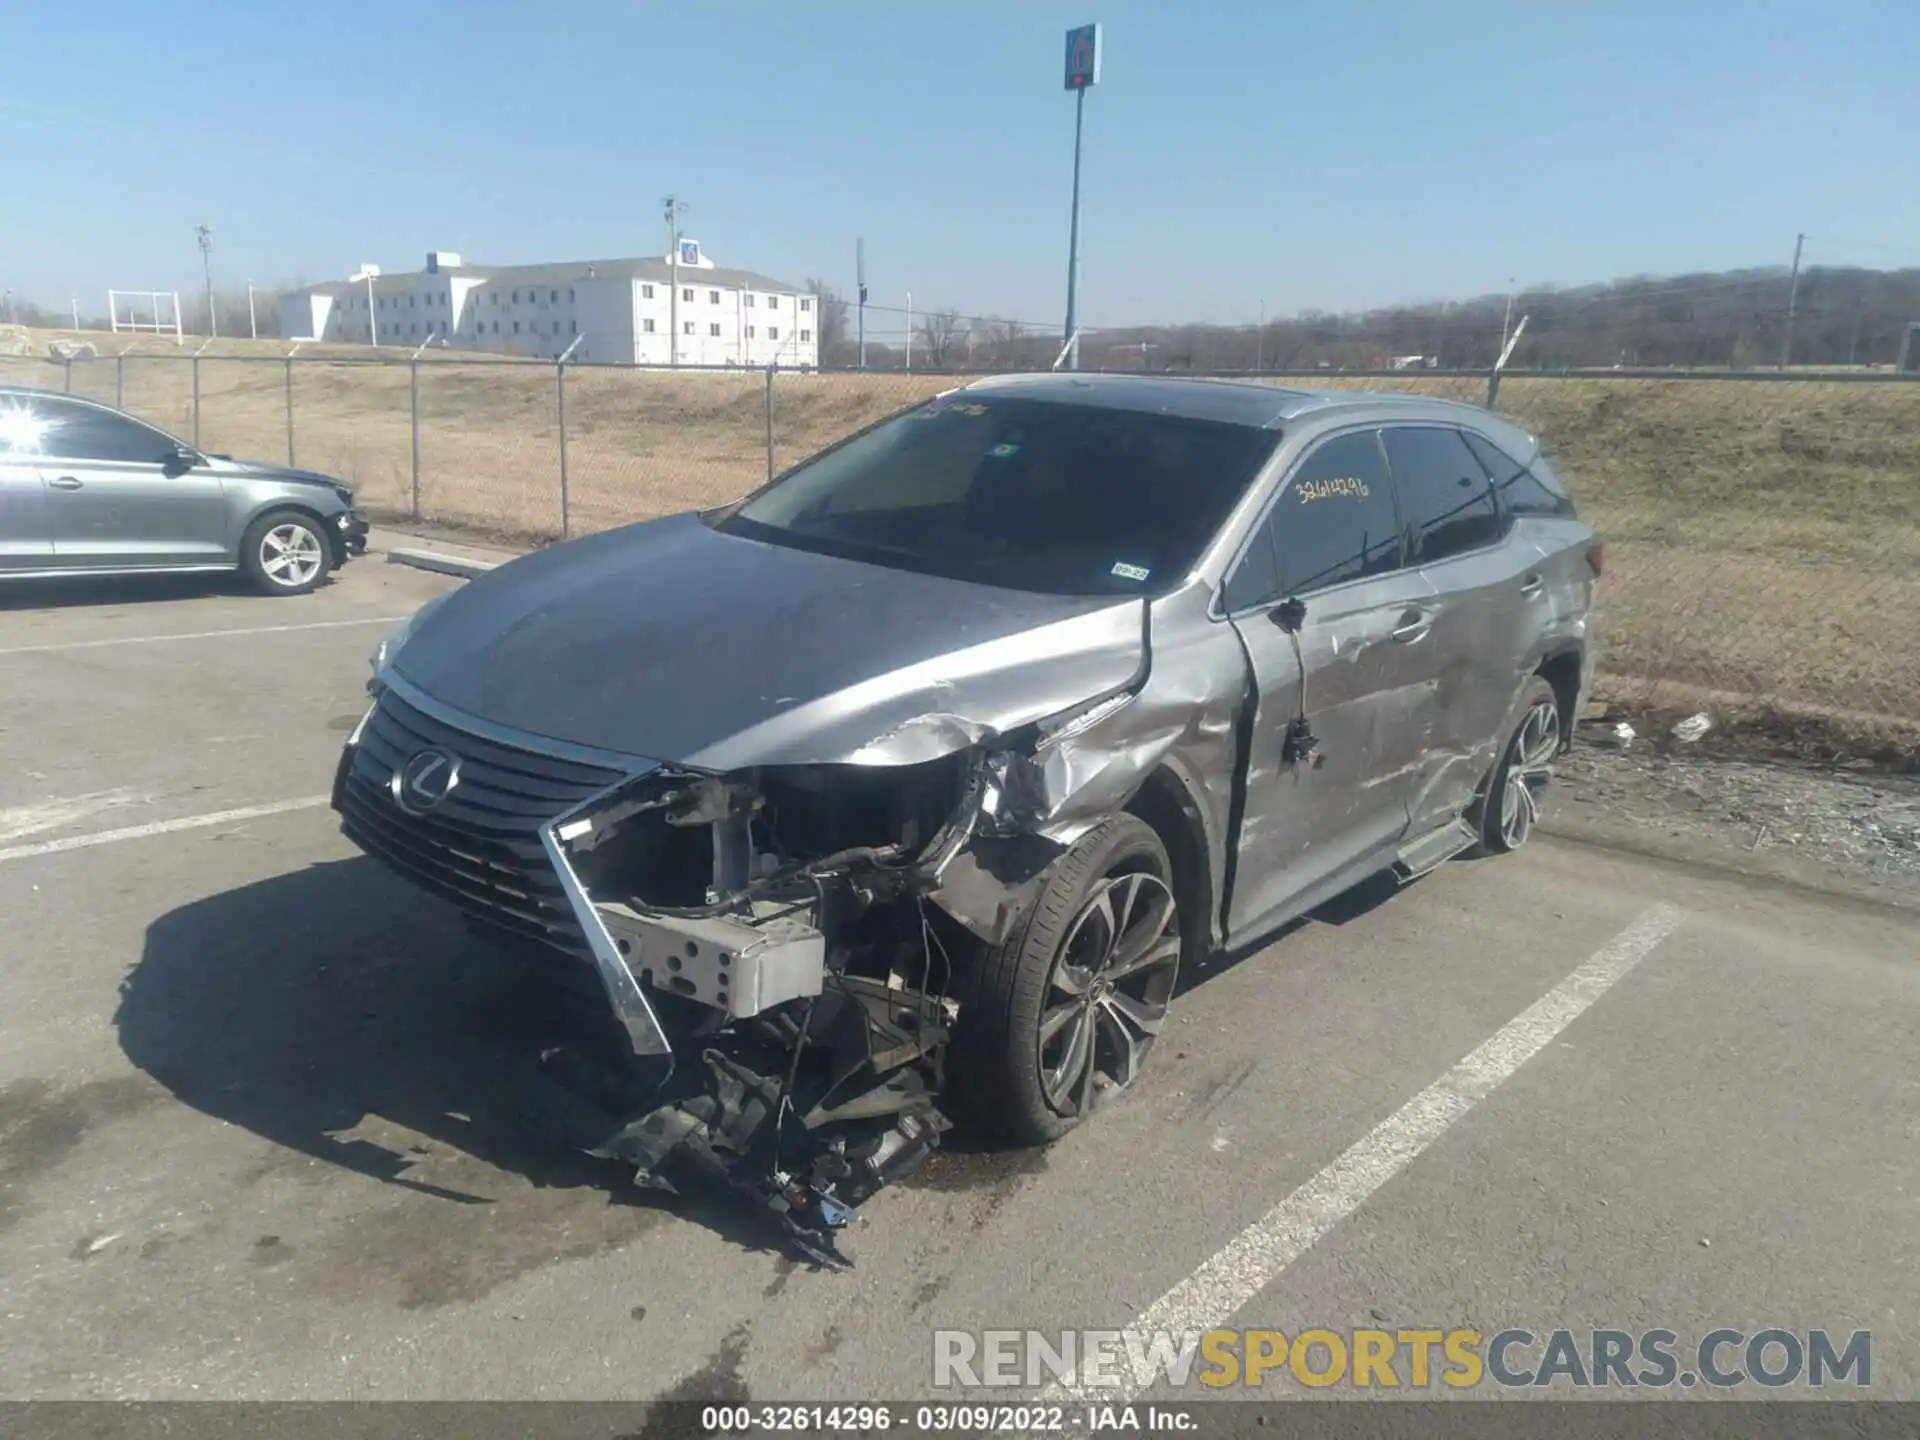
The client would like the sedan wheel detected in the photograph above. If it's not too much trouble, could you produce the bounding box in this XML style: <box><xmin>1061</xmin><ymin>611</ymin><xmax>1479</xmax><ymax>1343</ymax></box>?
<box><xmin>240</xmin><ymin>510</ymin><xmax>333</xmax><ymax>596</ymax></box>
<box><xmin>261</xmin><ymin>523</ymin><xmax>325</xmax><ymax>588</ymax></box>
<box><xmin>1038</xmin><ymin>869</ymin><xmax>1181</xmax><ymax>1119</ymax></box>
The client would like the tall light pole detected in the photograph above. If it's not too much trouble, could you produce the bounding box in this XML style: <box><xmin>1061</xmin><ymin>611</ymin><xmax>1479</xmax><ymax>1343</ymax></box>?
<box><xmin>856</xmin><ymin>237</ymin><xmax>868</xmax><ymax>370</ymax></box>
<box><xmin>195</xmin><ymin>224</ymin><xmax>216</xmax><ymax>338</ymax></box>
<box><xmin>1061</xmin><ymin>23</ymin><xmax>1102</xmax><ymax>371</ymax></box>
<box><xmin>1499</xmin><ymin>278</ymin><xmax>1516</xmax><ymax>354</ymax></box>
<box><xmin>663</xmin><ymin>195</ymin><xmax>688</xmax><ymax>367</ymax></box>
<box><xmin>1780</xmin><ymin>231</ymin><xmax>1806</xmax><ymax>370</ymax></box>
<box><xmin>351</xmin><ymin>266</ymin><xmax>379</xmax><ymax>346</ymax></box>
<box><xmin>247</xmin><ymin>280</ymin><xmax>258</xmax><ymax>339</ymax></box>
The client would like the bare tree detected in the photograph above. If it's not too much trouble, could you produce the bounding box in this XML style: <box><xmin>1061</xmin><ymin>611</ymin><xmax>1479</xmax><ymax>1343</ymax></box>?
<box><xmin>805</xmin><ymin>277</ymin><xmax>850</xmax><ymax>368</ymax></box>
<box><xmin>915</xmin><ymin>307</ymin><xmax>964</xmax><ymax>369</ymax></box>
<box><xmin>979</xmin><ymin>317</ymin><xmax>1029</xmax><ymax>369</ymax></box>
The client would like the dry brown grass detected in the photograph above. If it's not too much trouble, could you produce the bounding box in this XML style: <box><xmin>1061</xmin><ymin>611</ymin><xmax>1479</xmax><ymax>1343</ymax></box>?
<box><xmin>4</xmin><ymin>333</ymin><xmax>1915</xmax><ymax>727</ymax></box>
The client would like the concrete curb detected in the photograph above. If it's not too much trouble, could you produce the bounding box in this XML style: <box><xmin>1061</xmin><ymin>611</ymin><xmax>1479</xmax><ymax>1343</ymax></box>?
<box><xmin>386</xmin><ymin>547</ymin><xmax>501</xmax><ymax>580</ymax></box>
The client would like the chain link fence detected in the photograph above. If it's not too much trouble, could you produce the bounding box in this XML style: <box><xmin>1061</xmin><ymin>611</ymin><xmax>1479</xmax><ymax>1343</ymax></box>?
<box><xmin>3</xmin><ymin>349</ymin><xmax>1916</xmax><ymax>727</ymax></box>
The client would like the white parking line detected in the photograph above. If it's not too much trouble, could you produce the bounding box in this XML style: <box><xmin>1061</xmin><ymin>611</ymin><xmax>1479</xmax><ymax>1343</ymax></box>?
<box><xmin>0</xmin><ymin>788</ymin><xmax>148</xmax><ymax>844</ymax></box>
<box><xmin>0</xmin><ymin>616</ymin><xmax>407</xmax><ymax>657</ymax></box>
<box><xmin>1047</xmin><ymin>903</ymin><xmax>1685</xmax><ymax>1402</ymax></box>
<box><xmin>0</xmin><ymin>795</ymin><xmax>331</xmax><ymax>864</ymax></box>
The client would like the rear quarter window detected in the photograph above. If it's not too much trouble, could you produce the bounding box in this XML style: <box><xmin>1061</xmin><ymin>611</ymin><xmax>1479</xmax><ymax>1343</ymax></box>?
<box><xmin>1463</xmin><ymin>430</ymin><xmax>1577</xmax><ymax>520</ymax></box>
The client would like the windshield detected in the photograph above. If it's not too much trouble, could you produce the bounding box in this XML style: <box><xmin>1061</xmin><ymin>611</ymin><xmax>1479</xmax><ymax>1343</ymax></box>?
<box><xmin>715</xmin><ymin>395</ymin><xmax>1279</xmax><ymax>597</ymax></box>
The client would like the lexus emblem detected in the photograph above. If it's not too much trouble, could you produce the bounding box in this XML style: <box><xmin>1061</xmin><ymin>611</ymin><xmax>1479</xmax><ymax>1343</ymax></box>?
<box><xmin>392</xmin><ymin>747</ymin><xmax>461</xmax><ymax>814</ymax></box>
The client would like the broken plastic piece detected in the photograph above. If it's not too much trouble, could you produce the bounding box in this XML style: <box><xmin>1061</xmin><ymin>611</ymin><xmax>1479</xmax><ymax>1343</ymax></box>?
<box><xmin>1671</xmin><ymin>712</ymin><xmax>1712</xmax><ymax>743</ymax></box>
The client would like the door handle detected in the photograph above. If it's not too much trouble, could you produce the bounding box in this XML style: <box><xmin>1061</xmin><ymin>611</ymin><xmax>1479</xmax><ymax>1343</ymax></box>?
<box><xmin>1390</xmin><ymin>607</ymin><xmax>1431</xmax><ymax>643</ymax></box>
<box><xmin>1519</xmin><ymin>573</ymin><xmax>1544</xmax><ymax>597</ymax></box>
<box><xmin>48</xmin><ymin>475</ymin><xmax>84</xmax><ymax>490</ymax></box>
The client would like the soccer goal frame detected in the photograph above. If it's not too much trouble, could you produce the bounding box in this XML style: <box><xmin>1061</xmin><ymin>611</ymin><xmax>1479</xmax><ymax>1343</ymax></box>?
<box><xmin>108</xmin><ymin>290</ymin><xmax>185</xmax><ymax>344</ymax></box>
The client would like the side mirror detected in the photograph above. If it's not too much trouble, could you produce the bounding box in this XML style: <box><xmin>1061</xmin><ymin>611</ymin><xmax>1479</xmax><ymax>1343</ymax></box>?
<box><xmin>1268</xmin><ymin>596</ymin><xmax>1308</xmax><ymax>633</ymax></box>
<box><xmin>161</xmin><ymin>444</ymin><xmax>199</xmax><ymax>476</ymax></box>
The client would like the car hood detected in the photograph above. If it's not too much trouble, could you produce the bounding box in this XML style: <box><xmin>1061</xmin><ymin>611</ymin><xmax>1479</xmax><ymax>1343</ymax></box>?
<box><xmin>207</xmin><ymin>456</ymin><xmax>353</xmax><ymax>495</ymax></box>
<box><xmin>390</xmin><ymin>512</ymin><xmax>1147</xmax><ymax>770</ymax></box>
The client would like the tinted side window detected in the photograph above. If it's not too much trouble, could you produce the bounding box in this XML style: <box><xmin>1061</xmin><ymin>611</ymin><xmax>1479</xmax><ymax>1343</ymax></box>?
<box><xmin>37</xmin><ymin>401</ymin><xmax>176</xmax><ymax>465</ymax></box>
<box><xmin>1463</xmin><ymin>430</ymin><xmax>1576</xmax><ymax>520</ymax></box>
<box><xmin>1383</xmin><ymin>426</ymin><xmax>1503</xmax><ymax>563</ymax></box>
<box><xmin>1222</xmin><ymin>430</ymin><xmax>1399</xmax><ymax>610</ymax></box>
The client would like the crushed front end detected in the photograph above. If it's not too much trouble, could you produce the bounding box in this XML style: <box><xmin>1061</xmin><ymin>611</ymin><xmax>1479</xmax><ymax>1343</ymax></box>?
<box><xmin>335</xmin><ymin>681</ymin><xmax>1036</xmax><ymax>1265</ymax></box>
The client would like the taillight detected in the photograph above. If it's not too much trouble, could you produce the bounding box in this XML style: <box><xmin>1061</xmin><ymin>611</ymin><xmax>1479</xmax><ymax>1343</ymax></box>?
<box><xmin>1586</xmin><ymin>541</ymin><xmax>1605</xmax><ymax>577</ymax></box>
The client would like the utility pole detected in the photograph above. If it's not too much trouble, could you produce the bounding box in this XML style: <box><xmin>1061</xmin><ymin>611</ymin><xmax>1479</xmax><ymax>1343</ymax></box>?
<box><xmin>1061</xmin><ymin>24</ymin><xmax>1102</xmax><ymax>372</ymax></box>
<box><xmin>856</xmin><ymin>238</ymin><xmax>868</xmax><ymax>370</ymax></box>
<box><xmin>663</xmin><ymin>195</ymin><xmax>688</xmax><ymax>367</ymax></box>
<box><xmin>1780</xmin><ymin>232</ymin><xmax>1805</xmax><ymax>370</ymax></box>
<box><xmin>71</xmin><ymin>296</ymin><xmax>80</xmax><ymax>330</ymax></box>
<box><xmin>247</xmin><ymin>280</ymin><xmax>258</xmax><ymax>339</ymax></box>
<box><xmin>195</xmin><ymin>224</ymin><xmax>216</xmax><ymax>338</ymax></box>
<box><xmin>1500</xmin><ymin>278</ymin><xmax>1517</xmax><ymax>354</ymax></box>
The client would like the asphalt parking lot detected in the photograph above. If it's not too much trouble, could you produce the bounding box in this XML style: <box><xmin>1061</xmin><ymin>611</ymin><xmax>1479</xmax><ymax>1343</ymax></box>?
<box><xmin>1</xmin><ymin>553</ymin><xmax>1915</xmax><ymax>1404</ymax></box>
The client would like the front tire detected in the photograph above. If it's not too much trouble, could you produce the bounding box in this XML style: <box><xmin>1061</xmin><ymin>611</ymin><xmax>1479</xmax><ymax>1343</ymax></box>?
<box><xmin>1474</xmin><ymin>676</ymin><xmax>1561</xmax><ymax>854</ymax></box>
<box><xmin>949</xmin><ymin>814</ymin><xmax>1182</xmax><ymax>1146</ymax></box>
<box><xmin>241</xmin><ymin>510</ymin><xmax>332</xmax><ymax>596</ymax></box>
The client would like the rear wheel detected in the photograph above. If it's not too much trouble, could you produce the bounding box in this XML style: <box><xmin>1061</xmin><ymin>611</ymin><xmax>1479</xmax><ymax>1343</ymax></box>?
<box><xmin>241</xmin><ymin>510</ymin><xmax>332</xmax><ymax>595</ymax></box>
<box><xmin>1474</xmin><ymin>676</ymin><xmax>1561</xmax><ymax>853</ymax></box>
<box><xmin>949</xmin><ymin>814</ymin><xmax>1182</xmax><ymax>1146</ymax></box>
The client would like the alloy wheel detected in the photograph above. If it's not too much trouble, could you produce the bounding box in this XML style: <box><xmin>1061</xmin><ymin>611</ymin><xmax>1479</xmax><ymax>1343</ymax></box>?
<box><xmin>1499</xmin><ymin>698</ymin><xmax>1561</xmax><ymax>849</ymax></box>
<box><xmin>261</xmin><ymin>523</ymin><xmax>324</xmax><ymax>587</ymax></box>
<box><xmin>1037</xmin><ymin>869</ymin><xmax>1180</xmax><ymax>1117</ymax></box>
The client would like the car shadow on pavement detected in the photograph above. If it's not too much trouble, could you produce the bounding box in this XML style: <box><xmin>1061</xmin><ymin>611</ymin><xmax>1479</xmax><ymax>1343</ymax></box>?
<box><xmin>0</xmin><ymin>573</ymin><xmax>252</xmax><ymax>612</ymax></box>
<box><xmin>1175</xmin><ymin>867</ymin><xmax>1403</xmax><ymax>998</ymax></box>
<box><xmin>116</xmin><ymin>855</ymin><xmax>778</xmax><ymax>1255</ymax></box>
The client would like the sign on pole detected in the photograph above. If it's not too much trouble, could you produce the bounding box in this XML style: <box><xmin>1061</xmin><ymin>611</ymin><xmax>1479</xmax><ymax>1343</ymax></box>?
<box><xmin>1064</xmin><ymin>23</ymin><xmax>1101</xmax><ymax>90</ymax></box>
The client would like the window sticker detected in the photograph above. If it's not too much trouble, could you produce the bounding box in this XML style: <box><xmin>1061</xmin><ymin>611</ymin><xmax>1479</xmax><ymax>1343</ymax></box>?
<box><xmin>1296</xmin><ymin>475</ymin><xmax>1370</xmax><ymax>503</ymax></box>
<box><xmin>1110</xmin><ymin>561</ymin><xmax>1151</xmax><ymax>582</ymax></box>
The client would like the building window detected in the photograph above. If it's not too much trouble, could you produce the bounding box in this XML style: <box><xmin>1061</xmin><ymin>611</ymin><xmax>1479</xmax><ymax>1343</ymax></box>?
<box><xmin>490</xmin><ymin>321</ymin><xmax>498</xmax><ymax>333</ymax></box>
<box><xmin>744</xmin><ymin>294</ymin><xmax>755</xmax><ymax>307</ymax></box>
<box><xmin>746</xmin><ymin>326</ymin><xmax>756</xmax><ymax>339</ymax></box>
<box><xmin>768</xmin><ymin>296</ymin><xmax>779</xmax><ymax>310</ymax></box>
<box><xmin>768</xmin><ymin>326</ymin><xmax>779</xmax><ymax>340</ymax></box>
<box><xmin>513</xmin><ymin>321</ymin><xmax>520</xmax><ymax>334</ymax></box>
<box><xmin>709</xmin><ymin>322</ymin><xmax>721</xmax><ymax>336</ymax></box>
<box><xmin>551</xmin><ymin>289</ymin><xmax>559</xmax><ymax>303</ymax></box>
<box><xmin>681</xmin><ymin>287</ymin><xmax>693</xmax><ymax>302</ymax></box>
<box><xmin>641</xmin><ymin>284</ymin><xmax>654</xmax><ymax>298</ymax></box>
<box><xmin>512</xmin><ymin>290</ymin><xmax>520</xmax><ymax>303</ymax></box>
<box><xmin>683</xmin><ymin>321</ymin><xmax>694</xmax><ymax>335</ymax></box>
<box><xmin>800</xmin><ymin>298</ymin><xmax>812</xmax><ymax>312</ymax></box>
<box><xmin>709</xmin><ymin>290</ymin><xmax>719</xmax><ymax>303</ymax></box>
<box><xmin>800</xmin><ymin>329</ymin><xmax>811</xmax><ymax>342</ymax></box>
<box><xmin>643</xmin><ymin>318</ymin><xmax>655</xmax><ymax>333</ymax></box>
<box><xmin>567</xmin><ymin>288</ymin><xmax>575</xmax><ymax>302</ymax></box>
<box><xmin>570</xmin><ymin>319</ymin><xmax>578</xmax><ymax>334</ymax></box>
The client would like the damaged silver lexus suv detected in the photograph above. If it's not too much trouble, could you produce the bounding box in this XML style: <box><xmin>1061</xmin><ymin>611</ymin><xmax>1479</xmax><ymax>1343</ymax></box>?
<box><xmin>334</xmin><ymin>373</ymin><xmax>1598</xmax><ymax>1263</ymax></box>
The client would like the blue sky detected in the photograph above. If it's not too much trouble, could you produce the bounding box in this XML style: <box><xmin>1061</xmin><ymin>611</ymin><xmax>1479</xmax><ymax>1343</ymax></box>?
<box><xmin>5</xmin><ymin>0</ymin><xmax>1919</xmax><ymax>330</ymax></box>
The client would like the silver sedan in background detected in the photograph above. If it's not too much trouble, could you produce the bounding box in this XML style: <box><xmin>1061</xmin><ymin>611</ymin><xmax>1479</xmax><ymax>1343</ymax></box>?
<box><xmin>0</xmin><ymin>385</ymin><xmax>367</xmax><ymax>595</ymax></box>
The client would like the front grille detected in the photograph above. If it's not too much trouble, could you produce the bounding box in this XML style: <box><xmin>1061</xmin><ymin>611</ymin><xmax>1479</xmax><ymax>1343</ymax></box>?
<box><xmin>339</xmin><ymin>689</ymin><xmax>628</xmax><ymax>951</ymax></box>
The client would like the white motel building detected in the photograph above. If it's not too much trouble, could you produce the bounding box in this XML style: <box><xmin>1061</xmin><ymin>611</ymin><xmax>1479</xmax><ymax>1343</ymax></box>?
<box><xmin>278</xmin><ymin>244</ymin><xmax>819</xmax><ymax>367</ymax></box>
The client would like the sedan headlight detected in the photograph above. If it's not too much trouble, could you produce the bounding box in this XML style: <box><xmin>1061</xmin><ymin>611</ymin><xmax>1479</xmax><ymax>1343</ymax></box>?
<box><xmin>370</xmin><ymin>591</ymin><xmax>452</xmax><ymax>678</ymax></box>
